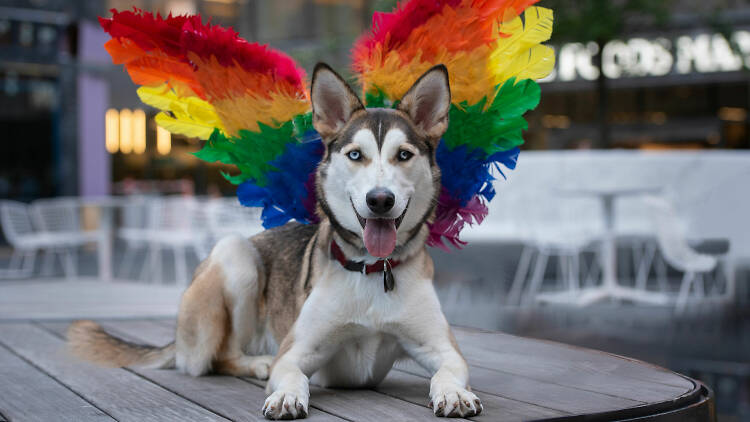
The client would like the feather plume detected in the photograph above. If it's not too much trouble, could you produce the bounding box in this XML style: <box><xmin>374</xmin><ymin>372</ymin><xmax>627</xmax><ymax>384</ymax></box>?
<box><xmin>101</xmin><ymin>2</ymin><xmax>553</xmax><ymax>250</ymax></box>
<box><xmin>354</xmin><ymin>0</ymin><xmax>553</xmax><ymax>248</ymax></box>
<box><xmin>100</xmin><ymin>8</ymin><xmax>317</xmax><ymax>225</ymax></box>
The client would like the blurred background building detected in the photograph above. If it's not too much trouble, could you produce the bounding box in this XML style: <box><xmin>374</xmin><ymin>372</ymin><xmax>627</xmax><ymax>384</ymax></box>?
<box><xmin>2</xmin><ymin>0</ymin><xmax>750</xmax><ymax>200</ymax></box>
<box><xmin>1</xmin><ymin>0</ymin><xmax>749</xmax><ymax>420</ymax></box>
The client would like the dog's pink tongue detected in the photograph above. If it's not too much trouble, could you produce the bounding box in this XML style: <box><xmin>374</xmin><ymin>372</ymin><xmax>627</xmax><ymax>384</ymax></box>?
<box><xmin>363</xmin><ymin>219</ymin><xmax>397</xmax><ymax>258</ymax></box>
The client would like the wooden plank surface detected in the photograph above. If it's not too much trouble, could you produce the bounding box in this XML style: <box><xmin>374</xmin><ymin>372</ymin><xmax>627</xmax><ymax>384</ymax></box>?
<box><xmin>41</xmin><ymin>321</ymin><xmax>345</xmax><ymax>422</ymax></box>
<box><xmin>0</xmin><ymin>323</ymin><xmax>226</xmax><ymax>422</ymax></box>
<box><xmin>396</xmin><ymin>359</ymin><xmax>640</xmax><ymax>415</ymax></box>
<box><xmin>142</xmin><ymin>318</ymin><xmax>683</xmax><ymax>418</ymax></box>
<box><xmin>61</xmin><ymin>320</ymin><xmax>452</xmax><ymax>422</ymax></box>
<box><xmin>454</xmin><ymin>327</ymin><xmax>694</xmax><ymax>390</ymax></box>
<box><xmin>0</xmin><ymin>319</ymin><xmax>706</xmax><ymax>422</ymax></box>
<box><xmin>146</xmin><ymin>318</ymin><xmax>661</xmax><ymax>416</ymax></box>
<box><xmin>120</xmin><ymin>320</ymin><xmax>472</xmax><ymax>421</ymax></box>
<box><xmin>0</xmin><ymin>343</ymin><xmax>113</xmax><ymax>422</ymax></box>
<box><xmin>97</xmin><ymin>320</ymin><xmax>463</xmax><ymax>421</ymax></box>
<box><xmin>375</xmin><ymin>370</ymin><xmax>567</xmax><ymax>422</ymax></box>
<box><xmin>453</xmin><ymin>327</ymin><xmax>695</xmax><ymax>403</ymax></box>
<box><xmin>95</xmin><ymin>319</ymin><xmax>583</xmax><ymax>421</ymax></box>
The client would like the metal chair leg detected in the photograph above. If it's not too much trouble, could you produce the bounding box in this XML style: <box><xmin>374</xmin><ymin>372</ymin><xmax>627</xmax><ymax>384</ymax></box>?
<box><xmin>22</xmin><ymin>249</ymin><xmax>37</xmax><ymax>277</ymax></box>
<box><xmin>695</xmin><ymin>273</ymin><xmax>705</xmax><ymax>299</ymax></box>
<box><xmin>582</xmin><ymin>247</ymin><xmax>601</xmax><ymax>288</ymax></box>
<box><xmin>676</xmin><ymin>271</ymin><xmax>695</xmax><ymax>314</ymax></box>
<box><xmin>722</xmin><ymin>258</ymin><xmax>736</xmax><ymax>304</ymax></box>
<box><xmin>174</xmin><ymin>246</ymin><xmax>188</xmax><ymax>285</ymax></box>
<box><xmin>656</xmin><ymin>256</ymin><xmax>669</xmax><ymax>292</ymax></box>
<box><xmin>119</xmin><ymin>243</ymin><xmax>139</xmax><ymax>280</ymax></box>
<box><xmin>635</xmin><ymin>241</ymin><xmax>656</xmax><ymax>291</ymax></box>
<box><xmin>507</xmin><ymin>245</ymin><xmax>534</xmax><ymax>305</ymax></box>
<box><xmin>570</xmin><ymin>253</ymin><xmax>580</xmax><ymax>293</ymax></box>
<box><xmin>62</xmin><ymin>248</ymin><xmax>77</xmax><ymax>279</ymax></box>
<box><xmin>524</xmin><ymin>250</ymin><xmax>549</xmax><ymax>305</ymax></box>
<box><xmin>40</xmin><ymin>249</ymin><xmax>56</xmax><ymax>277</ymax></box>
<box><xmin>8</xmin><ymin>248</ymin><xmax>22</xmax><ymax>272</ymax></box>
<box><xmin>556</xmin><ymin>254</ymin><xmax>567</xmax><ymax>290</ymax></box>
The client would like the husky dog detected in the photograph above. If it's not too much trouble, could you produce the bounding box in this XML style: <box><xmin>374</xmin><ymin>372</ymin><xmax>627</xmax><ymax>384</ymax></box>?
<box><xmin>68</xmin><ymin>63</ymin><xmax>482</xmax><ymax>419</ymax></box>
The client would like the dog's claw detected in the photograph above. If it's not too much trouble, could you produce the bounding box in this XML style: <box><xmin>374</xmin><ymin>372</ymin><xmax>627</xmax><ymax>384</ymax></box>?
<box><xmin>430</xmin><ymin>388</ymin><xmax>482</xmax><ymax>417</ymax></box>
<box><xmin>263</xmin><ymin>391</ymin><xmax>309</xmax><ymax>420</ymax></box>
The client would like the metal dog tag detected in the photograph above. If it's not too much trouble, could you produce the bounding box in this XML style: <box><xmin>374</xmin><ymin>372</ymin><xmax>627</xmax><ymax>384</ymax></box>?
<box><xmin>383</xmin><ymin>259</ymin><xmax>395</xmax><ymax>292</ymax></box>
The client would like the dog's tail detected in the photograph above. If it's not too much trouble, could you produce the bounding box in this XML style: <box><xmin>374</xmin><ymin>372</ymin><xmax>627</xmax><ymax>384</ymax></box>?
<box><xmin>67</xmin><ymin>320</ymin><xmax>175</xmax><ymax>369</ymax></box>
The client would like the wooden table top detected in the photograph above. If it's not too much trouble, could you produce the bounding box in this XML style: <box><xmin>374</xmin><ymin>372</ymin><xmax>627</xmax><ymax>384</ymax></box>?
<box><xmin>0</xmin><ymin>318</ymin><xmax>714</xmax><ymax>421</ymax></box>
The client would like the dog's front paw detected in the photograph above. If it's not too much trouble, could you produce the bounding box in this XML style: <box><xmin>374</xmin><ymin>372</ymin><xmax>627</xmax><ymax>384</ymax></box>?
<box><xmin>263</xmin><ymin>390</ymin><xmax>308</xmax><ymax>419</ymax></box>
<box><xmin>429</xmin><ymin>387</ymin><xmax>482</xmax><ymax>417</ymax></box>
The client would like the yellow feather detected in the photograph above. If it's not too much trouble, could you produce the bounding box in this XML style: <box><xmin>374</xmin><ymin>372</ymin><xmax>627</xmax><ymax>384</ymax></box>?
<box><xmin>519</xmin><ymin>7</ymin><xmax>553</xmax><ymax>46</ymax></box>
<box><xmin>137</xmin><ymin>85</ymin><xmax>224</xmax><ymax>140</ymax></box>
<box><xmin>490</xmin><ymin>7</ymin><xmax>555</xmax><ymax>87</ymax></box>
<box><xmin>154</xmin><ymin>112</ymin><xmax>214</xmax><ymax>140</ymax></box>
<box><xmin>495</xmin><ymin>44</ymin><xmax>555</xmax><ymax>83</ymax></box>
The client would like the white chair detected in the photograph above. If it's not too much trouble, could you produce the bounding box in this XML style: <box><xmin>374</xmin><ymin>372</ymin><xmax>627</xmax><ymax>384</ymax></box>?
<box><xmin>645</xmin><ymin>196</ymin><xmax>732</xmax><ymax>313</ymax></box>
<box><xmin>507</xmin><ymin>192</ymin><xmax>604</xmax><ymax>305</ymax></box>
<box><xmin>116</xmin><ymin>195</ymin><xmax>152</xmax><ymax>279</ymax></box>
<box><xmin>0</xmin><ymin>200</ymin><xmax>42</xmax><ymax>278</ymax></box>
<box><xmin>29</xmin><ymin>198</ymin><xmax>99</xmax><ymax>278</ymax></box>
<box><xmin>206</xmin><ymin>197</ymin><xmax>264</xmax><ymax>242</ymax></box>
<box><xmin>140</xmin><ymin>196</ymin><xmax>212</xmax><ymax>285</ymax></box>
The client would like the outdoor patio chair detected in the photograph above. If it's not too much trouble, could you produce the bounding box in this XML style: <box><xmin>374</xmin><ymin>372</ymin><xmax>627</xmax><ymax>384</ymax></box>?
<box><xmin>645</xmin><ymin>196</ymin><xmax>733</xmax><ymax>313</ymax></box>
<box><xmin>507</xmin><ymin>192</ymin><xmax>604</xmax><ymax>305</ymax></box>
<box><xmin>206</xmin><ymin>197</ymin><xmax>264</xmax><ymax>242</ymax></box>
<box><xmin>0</xmin><ymin>200</ymin><xmax>42</xmax><ymax>278</ymax></box>
<box><xmin>116</xmin><ymin>195</ymin><xmax>152</xmax><ymax>279</ymax></box>
<box><xmin>30</xmin><ymin>197</ymin><xmax>99</xmax><ymax>278</ymax></box>
<box><xmin>139</xmin><ymin>196</ymin><xmax>212</xmax><ymax>285</ymax></box>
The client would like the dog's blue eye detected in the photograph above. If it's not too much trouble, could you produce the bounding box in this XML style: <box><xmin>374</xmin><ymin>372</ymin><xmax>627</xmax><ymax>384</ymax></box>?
<box><xmin>398</xmin><ymin>150</ymin><xmax>413</xmax><ymax>161</ymax></box>
<box><xmin>347</xmin><ymin>150</ymin><xmax>361</xmax><ymax>161</ymax></box>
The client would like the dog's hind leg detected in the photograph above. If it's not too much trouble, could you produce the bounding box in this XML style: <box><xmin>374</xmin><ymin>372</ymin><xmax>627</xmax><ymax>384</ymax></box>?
<box><xmin>207</xmin><ymin>234</ymin><xmax>274</xmax><ymax>379</ymax></box>
<box><xmin>174</xmin><ymin>252</ymin><xmax>228</xmax><ymax>377</ymax></box>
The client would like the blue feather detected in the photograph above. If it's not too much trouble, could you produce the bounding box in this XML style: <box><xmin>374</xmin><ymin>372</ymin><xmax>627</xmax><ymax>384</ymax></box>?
<box><xmin>237</xmin><ymin>136</ymin><xmax>519</xmax><ymax>230</ymax></box>
<box><xmin>237</xmin><ymin>137</ymin><xmax>324</xmax><ymax>229</ymax></box>
<box><xmin>436</xmin><ymin>141</ymin><xmax>519</xmax><ymax>207</ymax></box>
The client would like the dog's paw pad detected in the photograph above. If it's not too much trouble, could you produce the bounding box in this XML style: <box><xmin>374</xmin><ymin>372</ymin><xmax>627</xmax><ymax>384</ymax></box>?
<box><xmin>430</xmin><ymin>388</ymin><xmax>481</xmax><ymax>417</ymax></box>
<box><xmin>263</xmin><ymin>390</ymin><xmax>308</xmax><ymax>420</ymax></box>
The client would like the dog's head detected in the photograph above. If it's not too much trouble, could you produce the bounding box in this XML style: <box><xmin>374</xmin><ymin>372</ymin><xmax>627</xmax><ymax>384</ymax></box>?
<box><xmin>312</xmin><ymin>63</ymin><xmax>450</xmax><ymax>258</ymax></box>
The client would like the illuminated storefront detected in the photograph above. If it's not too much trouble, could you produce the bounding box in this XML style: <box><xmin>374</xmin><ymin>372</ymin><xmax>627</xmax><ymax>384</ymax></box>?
<box><xmin>534</xmin><ymin>28</ymin><xmax>750</xmax><ymax>149</ymax></box>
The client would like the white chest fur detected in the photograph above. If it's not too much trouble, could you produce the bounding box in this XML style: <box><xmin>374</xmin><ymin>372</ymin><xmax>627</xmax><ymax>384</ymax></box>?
<box><xmin>294</xmin><ymin>256</ymin><xmax>441</xmax><ymax>388</ymax></box>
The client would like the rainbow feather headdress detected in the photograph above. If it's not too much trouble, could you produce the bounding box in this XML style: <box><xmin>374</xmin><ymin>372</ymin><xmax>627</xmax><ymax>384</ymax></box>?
<box><xmin>99</xmin><ymin>0</ymin><xmax>554</xmax><ymax>250</ymax></box>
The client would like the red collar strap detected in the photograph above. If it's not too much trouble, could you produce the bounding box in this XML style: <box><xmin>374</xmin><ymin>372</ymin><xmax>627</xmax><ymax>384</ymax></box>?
<box><xmin>330</xmin><ymin>240</ymin><xmax>400</xmax><ymax>274</ymax></box>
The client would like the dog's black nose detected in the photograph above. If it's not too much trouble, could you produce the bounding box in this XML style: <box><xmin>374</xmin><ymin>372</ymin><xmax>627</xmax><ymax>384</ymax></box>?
<box><xmin>366</xmin><ymin>188</ymin><xmax>395</xmax><ymax>214</ymax></box>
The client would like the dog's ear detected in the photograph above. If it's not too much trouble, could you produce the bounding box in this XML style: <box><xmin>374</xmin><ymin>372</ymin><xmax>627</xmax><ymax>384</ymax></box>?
<box><xmin>397</xmin><ymin>64</ymin><xmax>451</xmax><ymax>141</ymax></box>
<box><xmin>311</xmin><ymin>63</ymin><xmax>364</xmax><ymax>140</ymax></box>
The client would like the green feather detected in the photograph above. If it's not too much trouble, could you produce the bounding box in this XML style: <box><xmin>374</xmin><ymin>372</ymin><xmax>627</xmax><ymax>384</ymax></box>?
<box><xmin>443</xmin><ymin>78</ymin><xmax>540</xmax><ymax>155</ymax></box>
<box><xmin>193</xmin><ymin>112</ymin><xmax>316</xmax><ymax>186</ymax></box>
